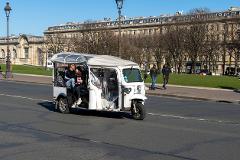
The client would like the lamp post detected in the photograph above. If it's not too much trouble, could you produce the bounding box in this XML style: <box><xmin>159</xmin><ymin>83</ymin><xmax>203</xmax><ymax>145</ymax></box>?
<box><xmin>4</xmin><ymin>2</ymin><xmax>12</xmax><ymax>79</ymax></box>
<box><xmin>236</xmin><ymin>29</ymin><xmax>240</xmax><ymax>80</ymax></box>
<box><xmin>115</xmin><ymin>0</ymin><xmax>124</xmax><ymax>58</ymax></box>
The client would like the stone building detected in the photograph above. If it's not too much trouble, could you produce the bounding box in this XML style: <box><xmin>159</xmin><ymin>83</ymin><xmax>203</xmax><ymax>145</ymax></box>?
<box><xmin>44</xmin><ymin>7</ymin><xmax>240</xmax><ymax>74</ymax></box>
<box><xmin>0</xmin><ymin>34</ymin><xmax>45</xmax><ymax>66</ymax></box>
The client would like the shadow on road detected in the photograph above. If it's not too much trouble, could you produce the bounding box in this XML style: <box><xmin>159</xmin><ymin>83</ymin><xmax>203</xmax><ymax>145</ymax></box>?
<box><xmin>218</xmin><ymin>86</ymin><xmax>236</xmax><ymax>90</ymax></box>
<box><xmin>38</xmin><ymin>101</ymin><xmax>132</xmax><ymax>120</ymax></box>
<box><xmin>234</xmin><ymin>89</ymin><xmax>240</xmax><ymax>94</ymax></box>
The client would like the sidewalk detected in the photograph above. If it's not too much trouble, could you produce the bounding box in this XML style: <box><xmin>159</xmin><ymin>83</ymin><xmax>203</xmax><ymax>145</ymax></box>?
<box><xmin>147</xmin><ymin>85</ymin><xmax>240</xmax><ymax>104</ymax></box>
<box><xmin>1</xmin><ymin>73</ymin><xmax>239</xmax><ymax>104</ymax></box>
<box><xmin>11</xmin><ymin>73</ymin><xmax>52</xmax><ymax>84</ymax></box>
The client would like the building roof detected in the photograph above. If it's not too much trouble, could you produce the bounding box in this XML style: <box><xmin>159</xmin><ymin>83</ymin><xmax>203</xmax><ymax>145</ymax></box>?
<box><xmin>0</xmin><ymin>34</ymin><xmax>44</xmax><ymax>44</ymax></box>
<box><xmin>45</xmin><ymin>8</ymin><xmax>240</xmax><ymax>34</ymax></box>
<box><xmin>51</xmin><ymin>52</ymin><xmax>138</xmax><ymax>67</ymax></box>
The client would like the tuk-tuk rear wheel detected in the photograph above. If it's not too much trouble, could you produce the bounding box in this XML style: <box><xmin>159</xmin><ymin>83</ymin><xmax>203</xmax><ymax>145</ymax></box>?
<box><xmin>131</xmin><ymin>102</ymin><xmax>146</xmax><ymax>120</ymax></box>
<box><xmin>57</xmin><ymin>97</ymin><xmax>70</xmax><ymax>114</ymax></box>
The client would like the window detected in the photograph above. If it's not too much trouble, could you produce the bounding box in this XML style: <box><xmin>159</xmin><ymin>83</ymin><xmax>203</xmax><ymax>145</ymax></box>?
<box><xmin>13</xmin><ymin>49</ymin><xmax>17</xmax><ymax>59</ymax></box>
<box><xmin>1</xmin><ymin>49</ymin><xmax>5</xmax><ymax>58</ymax></box>
<box><xmin>24</xmin><ymin>48</ymin><xmax>29</xmax><ymax>59</ymax></box>
<box><xmin>123</xmin><ymin>68</ymin><xmax>143</xmax><ymax>83</ymax></box>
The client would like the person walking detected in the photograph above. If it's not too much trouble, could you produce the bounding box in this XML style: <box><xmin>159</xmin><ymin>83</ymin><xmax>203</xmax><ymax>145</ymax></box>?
<box><xmin>150</xmin><ymin>64</ymin><xmax>158</xmax><ymax>90</ymax></box>
<box><xmin>162</xmin><ymin>64</ymin><xmax>171</xmax><ymax>89</ymax></box>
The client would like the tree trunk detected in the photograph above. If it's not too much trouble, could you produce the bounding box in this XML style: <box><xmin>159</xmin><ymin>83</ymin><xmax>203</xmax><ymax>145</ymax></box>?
<box><xmin>222</xmin><ymin>47</ymin><xmax>226</xmax><ymax>75</ymax></box>
<box><xmin>235</xmin><ymin>53</ymin><xmax>239</xmax><ymax>75</ymax></box>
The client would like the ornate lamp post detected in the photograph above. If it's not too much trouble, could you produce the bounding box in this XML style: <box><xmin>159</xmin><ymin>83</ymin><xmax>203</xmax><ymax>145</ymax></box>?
<box><xmin>115</xmin><ymin>0</ymin><xmax>124</xmax><ymax>58</ymax></box>
<box><xmin>4</xmin><ymin>2</ymin><xmax>12</xmax><ymax>79</ymax></box>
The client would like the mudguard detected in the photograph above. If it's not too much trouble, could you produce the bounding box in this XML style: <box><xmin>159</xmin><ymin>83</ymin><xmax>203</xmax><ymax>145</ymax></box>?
<box><xmin>130</xmin><ymin>94</ymin><xmax>147</xmax><ymax>101</ymax></box>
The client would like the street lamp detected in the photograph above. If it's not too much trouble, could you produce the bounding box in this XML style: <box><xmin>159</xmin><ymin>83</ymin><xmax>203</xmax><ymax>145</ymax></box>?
<box><xmin>4</xmin><ymin>2</ymin><xmax>12</xmax><ymax>79</ymax></box>
<box><xmin>115</xmin><ymin>0</ymin><xmax>124</xmax><ymax>58</ymax></box>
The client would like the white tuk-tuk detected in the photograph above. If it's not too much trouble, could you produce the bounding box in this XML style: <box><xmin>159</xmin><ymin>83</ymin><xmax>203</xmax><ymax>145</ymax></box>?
<box><xmin>51</xmin><ymin>52</ymin><xmax>147</xmax><ymax>120</ymax></box>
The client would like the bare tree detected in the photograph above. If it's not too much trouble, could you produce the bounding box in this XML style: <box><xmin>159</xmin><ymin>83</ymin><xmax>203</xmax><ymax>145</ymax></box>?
<box><xmin>184</xmin><ymin>24</ymin><xmax>207</xmax><ymax>73</ymax></box>
<box><xmin>151</xmin><ymin>33</ymin><xmax>166</xmax><ymax>70</ymax></box>
<box><xmin>188</xmin><ymin>7</ymin><xmax>210</xmax><ymax>15</ymax></box>
<box><xmin>135</xmin><ymin>35</ymin><xmax>154</xmax><ymax>69</ymax></box>
<box><xmin>44</xmin><ymin>34</ymin><xmax>65</xmax><ymax>54</ymax></box>
<box><xmin>127</xmin><ymin>35</ymin><xmax>145</xmax><ymax>66</ymax></box>
<box><xmin>164</xmin><ymin>26</ymin><xmax>186</xmax><ymax>73</ymax></box>
<box><xmin>96</xmin><ymin>30</ymin><xmax>118</xmax><ymax>56</ymax></box>
<box><xmin>227</xmin><ymin>41</ymin><xmax>240</xmax><ymax>75</ymax></box>
<box><xmin>202</xmin><ymin>32</ymin><xmax>220</xmax><ymax>73</ymax></box>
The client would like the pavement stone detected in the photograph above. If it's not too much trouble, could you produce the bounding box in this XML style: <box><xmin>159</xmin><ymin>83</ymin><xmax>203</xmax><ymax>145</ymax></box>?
<box><xmin>1</xmin><ymin>73</ymin><xmax>239</xmax><ymax>104</ymax></box>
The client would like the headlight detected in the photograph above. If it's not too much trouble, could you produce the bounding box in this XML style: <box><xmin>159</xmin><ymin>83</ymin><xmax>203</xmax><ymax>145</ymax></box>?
<box><xmin>135</xmin><ymin>85</ymin><xmax>142</xmax><ymax>94</ymax></box>
<box><xmin>123</xmin><ymin>87</ymin><xmax>132</xmax><ymax>94</ymax></box>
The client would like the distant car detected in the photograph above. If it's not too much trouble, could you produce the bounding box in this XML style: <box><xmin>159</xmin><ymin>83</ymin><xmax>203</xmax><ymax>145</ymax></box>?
<box><xmin>225</xmin><ymin>67</ymin><xmax>240</xmax><ymax>76</ymax></box>
<box><xmin>199</xmin><ymin>69</ymin><xmax>210</xmax><ymax>75</ymax></box>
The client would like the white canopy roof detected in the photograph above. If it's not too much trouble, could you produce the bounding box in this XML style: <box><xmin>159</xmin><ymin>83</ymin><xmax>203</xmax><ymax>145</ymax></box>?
<box><xmin>51</xmin><ymin>52</ymin><xmax>138</xmax><ymax>67</ymax></box>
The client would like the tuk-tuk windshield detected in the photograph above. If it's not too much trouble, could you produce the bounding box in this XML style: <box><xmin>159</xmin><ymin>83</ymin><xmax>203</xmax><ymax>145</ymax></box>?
<box><xmin>123</xmin><ymin>68</ymin><xmax>143</xmax><ymax>83</ymax></box>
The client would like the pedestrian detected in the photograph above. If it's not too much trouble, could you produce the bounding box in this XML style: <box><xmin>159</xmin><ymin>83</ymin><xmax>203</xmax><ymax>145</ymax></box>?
<box><xmin>150</xmin><ymin>64</ymin><xmax>158</xmax><ymax>90</ymax></box>
<box><xmin>162</xmin><ymin>64</ymin><xmax>171</xmax><ymax>89</ymax></box>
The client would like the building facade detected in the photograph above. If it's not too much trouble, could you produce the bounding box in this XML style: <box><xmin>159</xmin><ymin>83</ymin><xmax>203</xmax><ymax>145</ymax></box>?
<box><xmin>45</xmin><ymin>8</ymin><xmax>240</xmax><ymax>38</ymax></box>
<box><xmin>0</xmin><ymin>34</ymin><xmax>45</xmax><ymax>66</ymax></box>
<box><xmin>44</xmin><ymin>8</ymin><xmax>240</xmax><ymax>74</ymax></box>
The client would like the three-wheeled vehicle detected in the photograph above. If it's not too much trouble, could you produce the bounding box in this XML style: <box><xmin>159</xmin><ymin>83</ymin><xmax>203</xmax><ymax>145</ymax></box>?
<box><xmin>51</xmin><ymin>52</ymin><xmax>147</xmax><ymax>120</ymax></box>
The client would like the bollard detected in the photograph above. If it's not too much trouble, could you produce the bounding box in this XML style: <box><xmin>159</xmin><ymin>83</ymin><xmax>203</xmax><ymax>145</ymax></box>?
<box><xmin>0</xmin><ymin>71</ymin><xmax>2</xmax><ymax>79</ymax></box>
<box><xmin>0</xmin><ymin>66</ymin><xmax>2</xmax><ymax>79</ymax></box>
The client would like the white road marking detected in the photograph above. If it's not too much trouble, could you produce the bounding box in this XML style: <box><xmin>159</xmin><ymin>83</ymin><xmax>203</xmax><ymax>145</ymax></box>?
<box><xmin>0</xmin><ymin>93</ymin><xmax>51</xmax><ymax>102</ymax></box>
<box><xmin>147</xmin><ymin>112</ymin><xmax>239</xmax><ymax>125</ymax></box>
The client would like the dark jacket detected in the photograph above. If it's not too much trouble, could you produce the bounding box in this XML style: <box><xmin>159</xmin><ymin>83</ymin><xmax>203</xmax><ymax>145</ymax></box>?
<box><xmin>65</xmin><ymin>70</ymin><xmax>75</xmax><ymax>80</ymax></box>
<box><xmin>162</xmin><ymin>67</ymin><xmax>171</xmax><ymax>76</ymax></box>
<box><xmin>150</xmin><ymin>67</ymin><xmax>158</xmax><ymax>77</ymax></box>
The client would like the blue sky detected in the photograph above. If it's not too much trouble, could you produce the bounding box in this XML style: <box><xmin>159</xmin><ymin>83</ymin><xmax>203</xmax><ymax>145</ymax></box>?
<box><xmin>0</xmin><ymin>0</ymin><xmax>239</xmax><ymax>36</ymax></box>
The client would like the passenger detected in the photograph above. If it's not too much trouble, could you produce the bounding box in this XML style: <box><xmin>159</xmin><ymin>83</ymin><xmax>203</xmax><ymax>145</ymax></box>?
<box><xmin>65</xmin><ymin>64</ymin><xmax>76</xmax><ymax>89</ymax></box>
<box><xmin>75</xmin><ymin>67</ymin><xmax>84</xmax><ymax>105</ymax></box>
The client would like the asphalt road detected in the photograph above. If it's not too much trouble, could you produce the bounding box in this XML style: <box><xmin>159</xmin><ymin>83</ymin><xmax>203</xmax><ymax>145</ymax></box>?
<box><xmin>0</xmin><ymin>81</ymin><xmax>240</xmax><ymax>160</ymax></box>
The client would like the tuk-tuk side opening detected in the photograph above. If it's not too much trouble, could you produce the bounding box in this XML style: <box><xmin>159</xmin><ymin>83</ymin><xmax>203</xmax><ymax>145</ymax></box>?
<box><xmin>89</xmin><ymin>67</ymin><xmax>119</xmax><ymax>110</ymax></box>
<box><xmin>53</xmin><ymin>63</ymin><xmax>89</xmax><ymax>108</ymax></box>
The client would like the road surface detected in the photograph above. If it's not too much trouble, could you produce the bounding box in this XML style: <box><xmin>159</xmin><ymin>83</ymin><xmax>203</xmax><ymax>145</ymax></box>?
<box><xmin>0</xmin><ymin>81</ymin><xmax>240</xmax><ymax>160</ymax></box>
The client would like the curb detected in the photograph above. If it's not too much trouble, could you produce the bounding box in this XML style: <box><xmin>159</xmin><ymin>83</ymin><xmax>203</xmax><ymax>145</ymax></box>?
<box><xmin>13</xmin><ymin>73</ymin><xmax>52</xmax><ymax>78</ymax></box>
<box><xmin>147</xmin><ymin>92</ymin><xmax>240</xmax><ymax>105</ymax></box>
<box><xmin>0</xmin><ymin>79</ymin><xmax>52</xmax><ymax>86</ymax></box>
<box><xmin>145</xmin><ymin>83</ymin><xmax>234</xmax><ymax>92</ymax></box>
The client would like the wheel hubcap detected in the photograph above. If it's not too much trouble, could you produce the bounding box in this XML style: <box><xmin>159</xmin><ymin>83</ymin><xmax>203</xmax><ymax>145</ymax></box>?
<box><xmin>59</xmin><ymin>99</ymin><xmax>67</xmax><ymax>111</ymax></box>
<box><xmin>133</xmin><ymin>107</ymin><xmax>140</xmax><ymax>118</ymax></box>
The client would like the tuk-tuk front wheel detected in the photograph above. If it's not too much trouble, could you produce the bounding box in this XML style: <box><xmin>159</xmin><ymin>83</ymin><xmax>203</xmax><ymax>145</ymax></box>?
<box><xmin>131</xmin><ymin>102</ymin><xmax>146</xmax><ymax>120</ymax></box>
<box><xmin>57</xmin><ymin>97</ymin><xmax>70</xmax><ymax>114</ymax></box>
